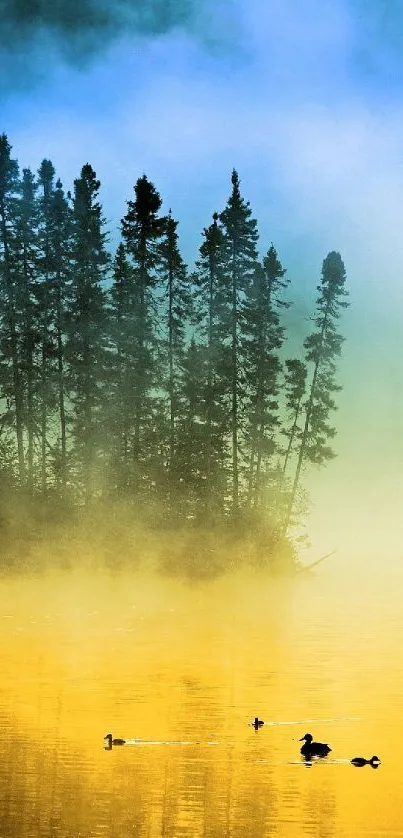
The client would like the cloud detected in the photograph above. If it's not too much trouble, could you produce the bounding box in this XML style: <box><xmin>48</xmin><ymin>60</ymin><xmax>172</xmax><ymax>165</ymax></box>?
<box><xmin>0</xmin><ymin>0</ymin><xmax>213</xmax><ymax>91</ymax></box>
<box><xmin>1</xmin><ymin>0</ymin><xmax>201</xmax><ymax>44</ymax></box>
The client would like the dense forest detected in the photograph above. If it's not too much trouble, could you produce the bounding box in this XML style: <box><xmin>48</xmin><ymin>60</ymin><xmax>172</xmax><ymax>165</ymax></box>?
<box><xmin>0</xmin><ymin>133</ymin><xmax>348</xmax><ymax>574</ymax></box>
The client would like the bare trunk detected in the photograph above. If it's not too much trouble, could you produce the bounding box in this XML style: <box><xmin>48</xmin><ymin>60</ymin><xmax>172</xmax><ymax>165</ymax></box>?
<box><xmin>281</xmin><ymin>394</ymin><xmax>304</xmax><ymax>481</ymax></box>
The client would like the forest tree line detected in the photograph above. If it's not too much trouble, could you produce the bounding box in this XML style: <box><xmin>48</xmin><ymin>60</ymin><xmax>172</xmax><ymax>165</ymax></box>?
<box><xmin>0</xmin><ymin>133</ymin><xmax>349</xmax><ymax>551</ymax></box>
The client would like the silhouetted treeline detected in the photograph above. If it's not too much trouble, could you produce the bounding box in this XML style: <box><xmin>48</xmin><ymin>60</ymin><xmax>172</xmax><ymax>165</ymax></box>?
<box><xmin>0</xmin><ymin>134</ymin><xmax>349</xmax><ymax>563</ymax></box>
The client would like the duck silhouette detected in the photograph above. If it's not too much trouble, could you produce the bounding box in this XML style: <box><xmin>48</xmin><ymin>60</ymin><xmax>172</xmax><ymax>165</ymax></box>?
<box><xmin>251</xmin><ymin>717</ymin><xmax>264</xmax><ymax>730</ymax></box>
<box><xmin>299</xmin><ymin>733</ymin><xmax>331</xmax><ymax>757</ymax></box>
<box><xmin>351</xmin><ymin>755</ymin><xmax>380</xmax><ymax>768</ymax></box>
<box><xmin>104</xmin><ymin>733</ymin><xmax>126</xmax><ymax>746</ymax></box>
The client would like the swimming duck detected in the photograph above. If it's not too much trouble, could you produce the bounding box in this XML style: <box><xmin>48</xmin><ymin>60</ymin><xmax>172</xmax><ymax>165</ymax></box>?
<box><xmin>104</xmin><ymin>733</ymin><xmax>126</xmax><ymax>746</ymax></box>
<box><xmin>351</xmin><ymin>756</ymin><xmax>381</xmax><ymax>767</ymax></box>
<box><xmin>299</xmin><ymin>733</ymin><xmax>331</xmax><ymax>757</ymax></box>
<box><xmin>251</xmin><ymin>717</ymin><xmax>264</xmax><ymax>730</ymax></box>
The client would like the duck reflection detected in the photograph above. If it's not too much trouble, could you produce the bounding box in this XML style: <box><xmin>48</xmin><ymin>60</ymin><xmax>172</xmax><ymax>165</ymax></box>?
<box><xmin>351</xmin><ymin>756</ymin><xmax>381</xmax><ymax>768</ymax></box>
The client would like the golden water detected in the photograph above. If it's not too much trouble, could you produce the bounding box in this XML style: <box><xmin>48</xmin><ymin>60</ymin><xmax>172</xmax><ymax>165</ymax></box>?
<box><xmin>0</xmin><ymin>563</ymin><xmax>401</xmax><ymax>837</ymax></box>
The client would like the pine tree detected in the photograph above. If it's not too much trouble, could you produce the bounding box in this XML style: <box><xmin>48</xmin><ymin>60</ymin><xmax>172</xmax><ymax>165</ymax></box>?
<box><xmin>37</xmin><ymin>159</ymin><xmax>56</xmax><ymax>493</ymax></box>
<box><xmin>67</xmin><ymin>164</ymin><xmax>109</xmax><ymax>500</ymax></box>
<box><xmin>159</xmin><ymin>210</ymin><xmax>191</xmax><ymax>490</ymax></box>
<box><xmin>108</xmin><ymin>242</ymin><xmax>136</xmax><ymax>492</ymax></box>
<box><xmin>15</xmin><ymin>167</ymin><xmax>40</xmax><ymax>492</ymax></box>
<box><xmin>173</xmin><ymin>338</ymin><xmax>211</xmax><ymax>520</ymax></box>
<box><xmin>282</xmin><ymin>252</ymin><xmax>348</xmax><ymax>533</ymax></box>
<box><xmin>0</xmin><ymin>135</ymin><xmax>25</xmax><ymax>483</ymax></box>
<box><xmin>194</xmin><ymin>212</ymin><xmax>231</xmax><ymax>517</ymax></box>
<box><xmin>219</xmin><ymin>170</ymin><xmax>259</xmax><ymax>514</ymax></box>
<box><xmin>120</xmin><ymin>175</ymin><xmax>165</xmax><ymax>497</ymax></box>
<box><xmin>243</xmin><ymin>245</ymin><xmax>288</xmax><ymax>510</ymax></box>
<box><xmin>48</xmin><ymin>178</ymin><xmax>73</xmax><ymax>489</ymax></box>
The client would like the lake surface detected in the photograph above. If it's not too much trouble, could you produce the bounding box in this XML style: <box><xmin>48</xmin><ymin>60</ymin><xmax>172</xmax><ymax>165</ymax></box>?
<box><xmin>0</xmin><ymin>561</ymin><xmax>402</xmax><ymax>837</ymax></box>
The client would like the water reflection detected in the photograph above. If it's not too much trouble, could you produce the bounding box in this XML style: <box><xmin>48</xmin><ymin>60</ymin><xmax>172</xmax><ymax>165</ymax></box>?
<box><xmin>301</xmin><ymin>777</ymin><xmax>336</xmax><ymax>838</ymax></box>
<box><xmin>0</xmin><ymin>567</ymin><xmax>400</xmax><ymax>836</ymax></box>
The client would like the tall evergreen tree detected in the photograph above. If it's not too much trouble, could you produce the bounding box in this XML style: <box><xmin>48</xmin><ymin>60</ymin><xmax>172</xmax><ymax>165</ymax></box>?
<box><xmin>194</xmin><ymin>212</ymin><xmax>231</xmax><ymax>515</ymax></box>
<box><xmin>120</xmin><ymin>175</ymin><xmax>165</xmax><ymax>497</ymax></box>
<box><xmin>173</xmin><ymin>338</ymin><xmax>213</xmax><ymax>520</ymax></box>
<box><xmin>67</xmin><ymin>163</ymin><xmax>109</xmax><ymax>500</ymax></box>
<box><xmin>219</xmin><ymin>170</ymin><xmax>259</xmax><ymax>514</ymax></box>
<box><xmin>282</xmin><ymin>251</ymin><xmax>348</xmax><ymax>533</ymax></box>
<box><xmin>108</xmin><ymin>243</ymin><xmax>137</xmax><ymax>492</ymax></box>
<box><xmin>37</xmin><ymin>159</ymin><xmax>56</xmax><ymax>493</ymax></box>
<box><xmin>159</xmin><ymin>210</ymin><xmax>191</xmax><ymax>488</ymax></box>
<box><xmin>242</xmin><ymin>246</ymin><xmax>288</xmax><ymax>510</ymax></box>
<box><xmin>15</xmin><ymin>167</ymin><xmax>40</xmax><ymax>492</ymax></box>
<box><xmin>0</xmin><ymin>135</ymin><xmax>25</xmax><ymax>483</ymax></box>
<box><xmin>49</xmin><ymin>177</ymin><xmax>73</xmax><ymax>489</ymax></box>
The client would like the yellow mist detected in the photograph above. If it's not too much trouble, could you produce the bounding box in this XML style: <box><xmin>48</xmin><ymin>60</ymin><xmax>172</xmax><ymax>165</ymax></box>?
<box><xmin>0</xmin><ymin>565</ymin><xmax>401</xmax><ymax>837</ymax></box>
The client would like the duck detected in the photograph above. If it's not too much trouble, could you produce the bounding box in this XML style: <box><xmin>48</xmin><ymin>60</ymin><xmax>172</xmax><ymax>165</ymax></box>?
<box><xmin>351</xmin><ymin>756</ymin><xmax>381</xmax><ymax>767</ymax></box>
<box><xmin>251</xmin><ymin>717</ymin><xmax>264</xmax><ymax>730</ymax></box>
<box><xmin>299</xmin><ymin>733</ymin><xmax>331</xmax><ymax>757</ymax></box>
<box><xmin>104</xmin><ymin>733</ymin><xmax>126</xmax><ymax>746</ymax></box>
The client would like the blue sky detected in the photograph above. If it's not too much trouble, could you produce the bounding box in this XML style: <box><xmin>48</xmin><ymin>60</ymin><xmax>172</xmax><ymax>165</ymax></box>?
<box><xmin>2</xmin><ymin>0</ymin><xmax>403</xmax><ymax>560</ymax></box>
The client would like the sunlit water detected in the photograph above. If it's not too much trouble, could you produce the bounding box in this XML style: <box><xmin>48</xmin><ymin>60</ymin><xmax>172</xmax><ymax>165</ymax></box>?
<box><xmin>0</xmin><ymin>561</ymin><xmax>402</xmax><ymax>837</ymax></box>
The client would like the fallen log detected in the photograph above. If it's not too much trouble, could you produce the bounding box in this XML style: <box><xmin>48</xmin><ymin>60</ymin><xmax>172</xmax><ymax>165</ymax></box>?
<box><xmin>296</xmin><ymin>550</ymin><xmax>336</xmax><ymax>573</ymax></box>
